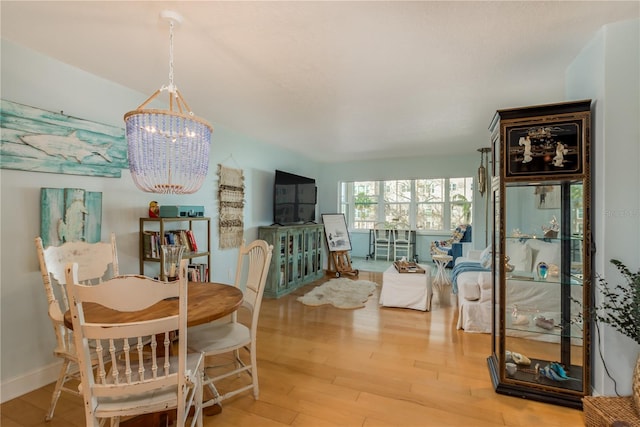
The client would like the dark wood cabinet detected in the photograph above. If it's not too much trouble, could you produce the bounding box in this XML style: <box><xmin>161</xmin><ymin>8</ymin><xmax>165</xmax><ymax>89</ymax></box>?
<box><xmin>487</xmin><ymin>100</ymin><xmax>592</xmax><ymax>409</ymax></box>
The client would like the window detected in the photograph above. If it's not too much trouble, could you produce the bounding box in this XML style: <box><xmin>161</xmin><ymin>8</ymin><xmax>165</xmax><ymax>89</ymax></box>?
<box><xmin>340</xmin><ymin>177</ymin><xmax>473</xmax><ymax>231</ymax></box>
<box><xmin>384</xmin><ymin>180</ymin><xmax>411</xmax><ymax>227</ymax></box>
<box><xmin>351</xmin><ymin>181</ymin><xmax>379</xmax><ymax>230</ymax></box>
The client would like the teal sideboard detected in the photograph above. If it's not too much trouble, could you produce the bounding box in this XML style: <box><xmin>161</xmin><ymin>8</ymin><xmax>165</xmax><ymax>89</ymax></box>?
<box><xmin>258</xmin><ymin>224</ymin><xmax>324</xmax><ymax>298</ymax></box>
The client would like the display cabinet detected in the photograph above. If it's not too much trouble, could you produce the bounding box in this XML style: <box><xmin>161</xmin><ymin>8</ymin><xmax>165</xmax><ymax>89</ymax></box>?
<box><xmin>139</xmin><ymin>217</ymin><xmax>211</xmax><ymax>281</ymax></box>
<box><xmin>487</xmin><ymin>100</ymin><xmax>592</xmax><ymax>409</ymax></box>
<box><xmin>259</xmin><ymin>224</ymin><xmax>324</xmax><ymax>298</ymax></box>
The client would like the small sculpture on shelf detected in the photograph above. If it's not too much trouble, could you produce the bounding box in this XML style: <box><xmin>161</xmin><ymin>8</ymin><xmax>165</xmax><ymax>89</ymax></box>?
<box><xmin>512</xmin><ymin>228</ymin><xmax>531</xmax><ymax>239</ymax></box>
<box><xmin>505</xmin><ymin>255</ymin><xmax>515</xmax><ymax>272</ymax></box>
<box><xmin>149</xmin><ymin>201</ymin><xmax>160</xmax><ymax>218</ymax></box>
<box><xmin>542</xmin><ymin>216</ymin><xmax>559</xmax><ymax>238</ymax></box>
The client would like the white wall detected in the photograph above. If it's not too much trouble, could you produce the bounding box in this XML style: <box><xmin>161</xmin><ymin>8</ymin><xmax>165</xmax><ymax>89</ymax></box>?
<box><xmin>566</xmin><ymin>18</ymin><xmax>640</xmax><ymax>395</ymax></box>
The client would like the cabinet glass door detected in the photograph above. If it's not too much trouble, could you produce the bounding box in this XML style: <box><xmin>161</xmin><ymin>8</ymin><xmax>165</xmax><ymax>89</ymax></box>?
<box><xmin>499</xmin><ymin>182</ymin><xmax>587</xmax><ymax>397</ymax></box>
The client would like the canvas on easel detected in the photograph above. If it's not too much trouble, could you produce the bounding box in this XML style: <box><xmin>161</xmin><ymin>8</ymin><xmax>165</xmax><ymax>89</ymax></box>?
<box><xmin>322</xmin><ymin>213</ymin><xmax>351</xmax><ymax>252</ymax></box>
<box><xmin>321</xmin><ymin>213</ymin><xmax>358</xmax><ymax>277</ymax></box>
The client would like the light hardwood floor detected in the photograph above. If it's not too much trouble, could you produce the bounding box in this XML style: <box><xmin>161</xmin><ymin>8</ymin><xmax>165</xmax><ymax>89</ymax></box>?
<box><xmin>1</xmin><ymin>270</ymin><xmax>585</xmax><ymax>426</ymax></box>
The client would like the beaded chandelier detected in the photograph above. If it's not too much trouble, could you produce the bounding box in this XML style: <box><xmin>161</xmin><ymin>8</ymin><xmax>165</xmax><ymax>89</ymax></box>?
<box><xmin>124</xmin><ymin>10</ymin><xmax>213</xmax><ymax>194</ymax></box>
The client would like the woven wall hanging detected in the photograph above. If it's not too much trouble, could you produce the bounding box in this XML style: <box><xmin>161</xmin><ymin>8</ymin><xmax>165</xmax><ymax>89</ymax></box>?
<box><xmin>217</xmin><ymin>164</ymin><xmax>244</xmax><ymax>249</ymax></box>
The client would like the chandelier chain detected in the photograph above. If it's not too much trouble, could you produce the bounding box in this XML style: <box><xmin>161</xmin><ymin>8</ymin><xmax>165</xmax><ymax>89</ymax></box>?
<box><xmin>168</xmin><ymin>19</ymin><xmax>175</xmax><ymax>93</ymax></box>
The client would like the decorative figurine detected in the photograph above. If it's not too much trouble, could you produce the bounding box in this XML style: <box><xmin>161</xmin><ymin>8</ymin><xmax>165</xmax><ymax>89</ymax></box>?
<box><xmin>540</xmin><ymin>363</ymin><xmax>578</xmax><ymax>381</ymax></box>
<box><xmin>518</xmin><ymin>135</ymin><xmax>533</xmax><ymax>163</ymax></box>
<box><xmin>537</xmin><ymin>261</ymin><xmax>549</xmax><ymax>279</ymax></box>
<box><xmin>505</xmin><ymin>255</ymin><xmax>515</xmax><ymax>272</ymax></box>
<box><xmin>552</xmin><ymin>142</ymin><xmax>568</xmax><ymax>167</ymax></box>
<box><xmin>542</xmin><ymin>216</ymin><xmax>559</xmax><ymax>238</ymax></box>
<box><xmin>149</xmin><ymin>201</ymin><xmax>160</xmax><ymax>218</ymax></box>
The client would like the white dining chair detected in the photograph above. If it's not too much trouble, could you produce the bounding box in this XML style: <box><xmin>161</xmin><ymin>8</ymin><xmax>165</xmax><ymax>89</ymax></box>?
<box><xmin>393</xmin><ymin>228</ymin><xmax>412</xmax><ymax>261</ymax></box>
<box><xmin>65</xmin><ymin>259</ymin><xmax>204</xmax><ymax>427</ymax></box>
<box><xmin>35</xmin><ymin>234</ymin><xmax>119</xmax><ymax>421</ymax></box>
<box><xmin>373</xmin><ymin>223</ymin><xmax>391</xmax><ymax>261</ymax></box>
<box><xmin>187</xmin><ymin>240</ymin><xmax>273</xmax><ymax>408</ymax></box>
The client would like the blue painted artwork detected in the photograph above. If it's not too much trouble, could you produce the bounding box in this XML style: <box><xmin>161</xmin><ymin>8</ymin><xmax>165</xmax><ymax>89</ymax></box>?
<box><xmin>40</xmin><ymin>188</ymin><xmax>102</xmax><ymax>247</ymax></box>
<box><xmin>0</xmin><ymin>99</ymin><xmax>127</xmax><ymax>177</ymax></box>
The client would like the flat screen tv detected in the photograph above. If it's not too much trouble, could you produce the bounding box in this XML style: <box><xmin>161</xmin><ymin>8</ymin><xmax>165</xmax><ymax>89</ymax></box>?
<box><xmin>273</xmin><ymin>170</ymin><xmax>317</xmax><ymax>225</ymax></box>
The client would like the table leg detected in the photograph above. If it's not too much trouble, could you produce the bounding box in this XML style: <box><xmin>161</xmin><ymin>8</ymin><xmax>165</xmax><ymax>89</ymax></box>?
<box><xmin>433</xmin><ymin>258</ymin><xmax>452</xmax><ymax>307</ymax></box>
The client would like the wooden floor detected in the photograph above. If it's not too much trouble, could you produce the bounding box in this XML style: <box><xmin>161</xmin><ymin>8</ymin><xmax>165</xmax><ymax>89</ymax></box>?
<box><xmin>1</xmin><ymin>271</ymin><xmax>585</xmax><ymax>426</ymax></box>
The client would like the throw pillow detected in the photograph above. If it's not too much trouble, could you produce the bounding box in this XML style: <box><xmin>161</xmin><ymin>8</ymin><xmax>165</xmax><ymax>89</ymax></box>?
<box><xmin>480</xmin><ymin>245</ymin><xmax>492</xmax><ymax>269</ymax></box>
<box><xmin>451</xmin><ymin>224</ymin><xmax>468</xmax><ymax>243</ymax></box>
<box><xmin>460</xmin><ymin>281</ymin><xmax>480</xmax><ymax>301</ymax></box>
<box><xmin>528</xmin><ymin>239</ymin><xmax>561</xmax><ymax>270</ymax></box>
<box><xmin>506</xmin><ymin>240</ymin><xmax>533</xmax><ymax>272</ymax></box>
<box><xmin>478</xmin><ymin>272</ymin><xmax>492</xmax><ymax>303</ymax></box>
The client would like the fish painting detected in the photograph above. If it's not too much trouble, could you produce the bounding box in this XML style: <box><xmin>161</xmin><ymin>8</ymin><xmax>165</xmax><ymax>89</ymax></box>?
<box><xmin>19</xmin><ymin>131</ymin><xmax>113</xmax><ymax>163</ymax></box>
<box><xmin>1</xmin><ymin>99</ymin><xmax>127</xmax><ymax>177</ymax></box>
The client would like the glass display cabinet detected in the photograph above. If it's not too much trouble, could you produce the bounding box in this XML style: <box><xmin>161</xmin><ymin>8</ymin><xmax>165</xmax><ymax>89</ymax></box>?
<box><xmin>487</xmin><ymin>100</ymin><xmax>592</xmax><ymax>409</ymax></box>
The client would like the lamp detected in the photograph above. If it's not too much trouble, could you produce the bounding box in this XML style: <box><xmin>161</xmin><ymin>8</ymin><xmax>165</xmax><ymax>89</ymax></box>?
<box><xmin>477</xmin><ymin>147</ymin><xmax>492</xmax><ymax>247</ymax></box>
<box><xmin>477</xmin><ymin>147</ymin><xmax>491</xmax><ymax>197</ymax></box>
<box><xmin>124</xmin><ymin>10</ymin><xmax>213</xmax><ymax>194</ymax></box>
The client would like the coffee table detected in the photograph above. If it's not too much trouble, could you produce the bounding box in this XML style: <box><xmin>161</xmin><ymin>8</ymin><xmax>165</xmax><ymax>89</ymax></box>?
<box><xmin>380</xmin><ymin>263</ymin><xmax>432</xmax><ymax>311</ymax></box>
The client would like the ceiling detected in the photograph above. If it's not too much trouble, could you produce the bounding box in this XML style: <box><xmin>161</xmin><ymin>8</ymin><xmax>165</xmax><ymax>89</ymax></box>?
<box><xmin>1</xmin><ymin>1</ymin><xmax>638</xmax><ymax>162</ymax></box>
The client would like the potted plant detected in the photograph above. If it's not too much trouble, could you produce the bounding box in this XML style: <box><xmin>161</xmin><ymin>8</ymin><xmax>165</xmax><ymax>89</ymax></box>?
<box><xmin>591</xmin><ymin>259</ymin><xmax>640</xmax><ymax>413</ymax></box>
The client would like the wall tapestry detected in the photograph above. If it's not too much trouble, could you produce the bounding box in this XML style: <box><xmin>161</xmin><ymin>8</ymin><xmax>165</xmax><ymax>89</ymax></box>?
<box><xmin>217</xmin><ymin>165</ymin><xmax>244</xmax><ymax>249</ymax></box>
<box><xmin>0</xmin><ymin>99</ymin><xmax>127</xmax><ymax>177</ymax></box>
<box><xmin>40</xmin><ymin>187</ymin><xmax>102</xmax><ymax>247</ymax></box>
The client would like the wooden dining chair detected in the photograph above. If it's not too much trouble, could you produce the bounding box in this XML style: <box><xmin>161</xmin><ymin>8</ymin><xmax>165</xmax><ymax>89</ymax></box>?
<box><xmin>65</xmin><ymin>259</ymin><xmax>204</xmax><ymax>427</ymax></box>
<box><xmin>34</xmin><ymin>234</ymin><xmax>119</xmax><ymax>421</ymax></box>
<box><xmin>187</xmin><ymin>239</ymin><xmax>273</xmax><ymax>408</ymax></box>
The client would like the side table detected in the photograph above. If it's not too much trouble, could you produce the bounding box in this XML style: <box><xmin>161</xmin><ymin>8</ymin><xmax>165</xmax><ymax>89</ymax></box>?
<box><xmin>432</xmin><ymin>254</ymin><xmax>453</xmax><ymax>306</ymax></box>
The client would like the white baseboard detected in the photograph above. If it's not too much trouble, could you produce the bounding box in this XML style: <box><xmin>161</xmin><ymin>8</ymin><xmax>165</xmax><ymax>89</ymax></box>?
<box><xmin>1</xmin><ymin>361</ymin><xmax>61</xmax><ymax>403</ymax></box>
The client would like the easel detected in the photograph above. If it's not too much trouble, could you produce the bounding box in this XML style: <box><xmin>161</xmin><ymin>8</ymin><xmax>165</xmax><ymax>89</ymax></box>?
<box><xmin>329</xmin><ymin>250</ymin><xmax>359</xmax><ymax>278</ymax></box>
<box><xmin>321</xmin><ymin>213</ymin><xmax>359</xmax><ymax>278</ymax></box>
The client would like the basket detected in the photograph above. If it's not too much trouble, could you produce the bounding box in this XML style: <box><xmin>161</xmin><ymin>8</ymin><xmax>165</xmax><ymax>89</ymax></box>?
<box><xmin>583</xmin><ymin>396</ymin><xmax>640</xmax><ymax>427</ymax></box>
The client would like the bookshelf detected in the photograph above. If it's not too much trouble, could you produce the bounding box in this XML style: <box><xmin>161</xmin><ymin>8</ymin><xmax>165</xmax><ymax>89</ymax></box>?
<box><xmin>139</xmin><ymin>217</ymin><xmax>211</xmax><ymax>281</ymax></box>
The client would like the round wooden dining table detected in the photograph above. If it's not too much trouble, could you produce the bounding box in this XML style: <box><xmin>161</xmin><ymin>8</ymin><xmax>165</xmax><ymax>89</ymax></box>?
<box><xmin>63</xmin><ymin>282</ymin><xmax>243</xmax><ymax>330</ymax></box>
<box><xmin>63</xmin><ymin>282</ymin><xmax>243</xmax><ymax>425</ymax></box>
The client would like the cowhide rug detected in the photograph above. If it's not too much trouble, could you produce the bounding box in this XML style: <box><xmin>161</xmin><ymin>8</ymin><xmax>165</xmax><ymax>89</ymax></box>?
<box><xmin>297</xmin><ymin>278</ymin><xmax>377</xmax><ymax>309</ymax></box>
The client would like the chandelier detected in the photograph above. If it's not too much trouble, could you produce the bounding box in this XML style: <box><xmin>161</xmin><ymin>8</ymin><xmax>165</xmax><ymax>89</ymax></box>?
<box><xmin>124</xmin><ymin>10</ymin><xmax>213</xmax><ymax>194</ymax></box>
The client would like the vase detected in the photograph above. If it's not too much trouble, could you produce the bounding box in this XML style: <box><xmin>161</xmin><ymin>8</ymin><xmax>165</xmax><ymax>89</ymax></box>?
<box><xmin>161</xmin><ymin>244</ymin><xmax>185</xmax><ymax>281</ymax></box>
<box><xmin>633</xmin><ymin>353</ymin><xmax>640</xmax><ymax>416</ymax></box>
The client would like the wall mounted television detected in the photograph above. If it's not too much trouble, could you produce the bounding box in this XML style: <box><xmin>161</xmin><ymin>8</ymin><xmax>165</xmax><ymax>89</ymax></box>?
<box><xmin>273</xmin><ymin>170</ymin><xmax>317</xmax><ymax>225</ymax></box>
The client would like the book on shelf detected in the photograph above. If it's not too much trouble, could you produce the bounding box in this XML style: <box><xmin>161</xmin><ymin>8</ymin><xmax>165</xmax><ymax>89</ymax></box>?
<box><xmin>142</xmin><ymin>229</ymin><xmax>204</xmax><ymax>261</ymax></box>
<box><xmin>188</xmin><ymin>263</ymin><xmax>208</xmax><ymax>282</ymax></box>
<box><xmin>142</xmin><ymin>231</ymin><xmax>155</xmax><ymax>258</ymax></box>
<box><xmin>179</xmin><ymin>230</ymin><xmax>191</xmax><ymax>252</ymax></box>
<box><xmin>186</xmin><ymin>230</ymin><xmax>198</xmax><ymax>252</ymax></box>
